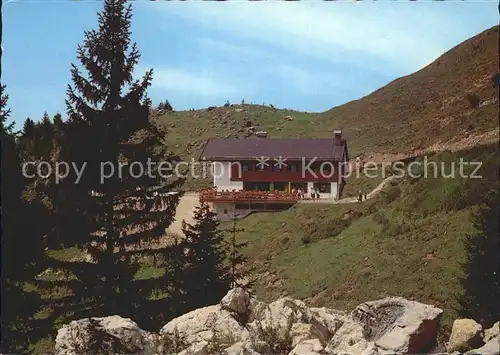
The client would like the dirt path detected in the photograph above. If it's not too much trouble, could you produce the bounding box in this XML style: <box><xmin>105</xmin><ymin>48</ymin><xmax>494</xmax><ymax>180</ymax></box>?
<box><xmin>166</xmin><ymin>193</ymin><xmax>202</xmax><ymax>237</ymax></box>
<box><xmin>299</xmin><ymin>175</ymin><xmax>398</xmax><ymax>205</ymax></box>
<box><xmin>357</xmin><ymin>129</ymin><xmax>498</xmax><ymax>165</ymax></box>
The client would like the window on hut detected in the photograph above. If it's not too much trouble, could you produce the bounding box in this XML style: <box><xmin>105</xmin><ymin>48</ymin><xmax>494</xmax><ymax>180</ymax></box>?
<box><xmin>314</xmin><ymin>183</ymin><xmax>331</xmax><ymax>193</ymax></box>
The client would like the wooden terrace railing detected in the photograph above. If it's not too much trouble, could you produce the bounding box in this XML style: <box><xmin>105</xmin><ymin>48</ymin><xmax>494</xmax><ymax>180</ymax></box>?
<box><xmin>199</xmin><ymin>189</ymin><xmax>300</xmax><ymax>203</ymax></box>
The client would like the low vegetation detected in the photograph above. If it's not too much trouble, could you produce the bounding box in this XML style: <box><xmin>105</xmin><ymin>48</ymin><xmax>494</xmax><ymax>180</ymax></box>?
<box><xmin>156</xmin><ymin>328</ymin><xmax>188</xmax><ymax>354</ymax></box>
<box><xmin>206</xmin><ymin>328</ymin><xmax>237</xmax><ymax>354</ymax></box>
<box><xmin>253</xmin><ymin>319</ymin><xmax>294</xmax><ymax>355</ymax></box>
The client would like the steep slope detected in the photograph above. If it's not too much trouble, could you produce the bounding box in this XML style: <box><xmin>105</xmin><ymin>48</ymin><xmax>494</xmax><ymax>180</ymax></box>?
<box><xmin>321</xmin><ymin>25</ymin><xmax>499</xmax><ymax>155</ymax></box>
<box><xmin>225</xmin><ymin>143</ymin><xmax>499</xmax><ymax>342</ymax></box>
<box><xmin>156</xmin><ymin>25</ymin><xmax>498</xmax><ymax>164</ymax></box>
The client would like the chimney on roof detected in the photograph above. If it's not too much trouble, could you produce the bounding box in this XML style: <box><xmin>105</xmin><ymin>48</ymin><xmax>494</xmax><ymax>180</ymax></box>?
<box><xmin>333</xmin><ymin>129</ymin><xmax>343</xmax><ymax>145</ymax></box>
<box><xmin>255</xmin><ymin>131</ymin><xmax>268</xmax><ymax>138</ymax></box>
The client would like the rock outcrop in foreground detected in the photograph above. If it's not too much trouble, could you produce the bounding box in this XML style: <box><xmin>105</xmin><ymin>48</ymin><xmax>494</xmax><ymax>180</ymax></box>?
<box><xmin>54</xmin><ymin>288</ymin><xmax>499</xmax><ymax>355</ymax></box>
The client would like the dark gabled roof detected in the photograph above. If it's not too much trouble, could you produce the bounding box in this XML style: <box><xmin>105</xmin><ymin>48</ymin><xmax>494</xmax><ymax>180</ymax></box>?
<box><xmin>198</xmin><ymin>138</ymin><xmax>347</xmax><ymax>161</ymax></box>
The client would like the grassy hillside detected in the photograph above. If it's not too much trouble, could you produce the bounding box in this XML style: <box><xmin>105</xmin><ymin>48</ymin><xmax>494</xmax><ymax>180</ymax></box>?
<box><xmin>155</xmin><ymin>26</ymin><xmax>498</xmax><ymax>191</ymax></box>
<box><xmin>222</xmin><ymin>143</ymin><xmax>498</xmax><ymax>343</ymax></box>
<box><xmin>26</xmin><ymin>143</ymin><xmax>497</xmax><ymax>353</ymax></box>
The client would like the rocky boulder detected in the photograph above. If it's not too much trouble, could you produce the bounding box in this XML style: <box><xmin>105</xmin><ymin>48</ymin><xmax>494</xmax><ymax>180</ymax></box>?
<box><xmin>54</xmin><ymin>315</ymin><xmax>156</xmax><ymax>355</ymax></box>
<box><xmin>54</xmin><ymin>288</ymin><xmax>462</xmax><ymax>355</ymax></box>
<box><xmin>221</xmin><ymin>287</ymin><xmax>252</xmax><ymax>317</ymax></box>
<box><xmin>446</xmin><ymin>319</ymin><xmax>484</xmax><ymax>353</ymax></box>
<box><xmin>289</xmin><ymin>339</ymin><xmax>324</xmax><ymax>355</ymax></box>
<box><xmin>484</xmin><ymin>321</ymin><xmax>500</xmax><ymax>343</ymax></box>
<box><xmin>290</xmin><ymin>323</ymin><xmax>327</xmax><ymax>347</ymax></box>
<box><xmin>464</xmin><ymin>321</ymin><xmax>500</xmax><ymax>355</ymax></box>
<box><xmin>160</xmin><ymin>304</ymin><xmax>250</xmax><ymax>346</ymax></box>
<box><xmin>326</xmin><ymin>297</ymin><xmax>443</xmax><ymax>354</ymax></box>
<box><xmin>178</xmin><ymin>340</ymin><xmax>209</xmax><ymax>355</ymax></box>
<box><xmin>466</xmin><ymin>337</ymin><xmax>500</xmax><ymax>355</ymax></box>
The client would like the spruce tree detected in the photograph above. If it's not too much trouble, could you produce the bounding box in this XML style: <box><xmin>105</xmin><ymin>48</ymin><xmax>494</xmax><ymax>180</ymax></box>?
<box><xmin>39</xmin><ymin>0</ymin><xmax>183</xmax><ymax>323</ymax></box>
<box><xmin>1</xmin><ymin>86</ymin><xmax>45</xmax><ymax>352</ymax></box>
<box><xmin>19</xmin><ymin>118</ymin><xmax>36</xmax><ymax>157</ymax></box>
<box><xmin>158</xmin><ymin>100</ymin><xmax>173</xmax><ymax>112</ymax></box>
<box><xmin>459</xmin><ymin>190</ymin><xmax>500</xmax><ymax>326</ymax></box>
<box><xmin>180</xmin><ymin>203</ymin><xmax>230</xmax><ymax>311</ymax></box>
<box><xmin>34</xmin><ymin>112</ymin><xmax>57</xmax><ymax>160</ymax></box>
<box><xmin>0</xmin><ymin>85</ymin><xmax>14</xmax><ymax>134</ymax></box>
<box><xmin>22</xmin><ymin>118</ymin><xmax>36</xmax><ymax>136</ymax></box>
<box><xmin>223</xmin><ymin>207</ymin><xmax>253</xmax><ymax>291</ymax></box>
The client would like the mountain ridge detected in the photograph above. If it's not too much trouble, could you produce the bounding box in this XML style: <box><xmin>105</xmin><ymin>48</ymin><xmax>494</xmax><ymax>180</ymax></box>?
<box><xmin>156</xmin><ymin>25</ymin><xmax>498</xmax><ymax>166</ymax></box>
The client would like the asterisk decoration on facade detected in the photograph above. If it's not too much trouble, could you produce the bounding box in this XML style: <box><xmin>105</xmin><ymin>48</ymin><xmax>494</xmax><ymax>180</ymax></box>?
<box><xmin>255</xmin><ymin>156</ymin><xmax>270</xmax><ymax>170</ymax></box>
<box><xmin>274</xmin><ymin>156</ymin><xmax>288</xmax><ymax>170</ymax></box>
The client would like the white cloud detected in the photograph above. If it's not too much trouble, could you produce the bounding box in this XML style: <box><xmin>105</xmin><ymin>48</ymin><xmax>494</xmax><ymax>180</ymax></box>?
<box><xmin>276</xmin><ymin>64</ymin><xmax>368</xmax><ymax>97</ymax></box>
<box><xmin>134</xmin><ymin>2</ymin><xmax>495</xmax><ymax>110</ymax></box>
<box><xmin>146</xmin><ymin>67</ymin><xmax>237</xmax><ymax>97</ymax></box>
<box><xmin>157</xmin><ymin>2</ymin><xmax>462</xmax><ymax>74</ymax></box>
<box><xmin>277</xmin><ymin>66</ymin><xmax>334</xmax><ymax>95</ymax></box>
<box><xmin>193</xmin><ymin>37</ymin><xmax>272</xmax><ymax>62</ymax></box>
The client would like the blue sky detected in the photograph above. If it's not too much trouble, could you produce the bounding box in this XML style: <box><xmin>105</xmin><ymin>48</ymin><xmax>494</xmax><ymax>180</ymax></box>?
<box><xmin>3</xmin><ymin>0</ymin><xmax>499</xmax><ymax>128</ymax></box>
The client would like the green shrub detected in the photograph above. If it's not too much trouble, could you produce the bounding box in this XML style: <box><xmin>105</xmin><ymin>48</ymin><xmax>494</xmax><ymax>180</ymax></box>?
<box><xmin>253</xmin><ymin>320</ymin><xmax>293</xmax><ymax>355</ymax></box>
<box><xmin>308</xmin><ymin>217</ymin><xmax>352</xmax><ymax>242</ymax></box>
<box><xmin>156</xmin><ymin>327</ymin><xmax>188</xmax><ymax>354</ymax></box>
<box><xmin>386</xmin><ymin>220</ymin><xmax>412</xmax><ymax>237</ymax></box>
<box><xmin>465</xmin><ymin>94</ymin><xmax>480</xmax><ymax>108</ymax></box>
<box><xmin>157</xmin><ymin>100</ymin><xmax>173</xmax><ymax>111</ymax></box>
<box><xmin>372</xmin><ymin>212</ymin><xmax>389</xmax><ymax>226</ymax></box>
<box><xmin>206</xmin><ymin>328</ymin><xmax>236</xmax><ymax>354</ymax></box>
<box><xmin>301</xmin><ymin>235</ymin><xmax>311</xmax><ymax>244</ymax></box>
<box><xmin>378</xmin><ymin>186</ymin><xmax>402</xmax><ymax>205</ymax></box>
<box><xmin>365</xmin><ymin>202</ymin><xmax>378</xmax><ymax>215</ymax></box>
